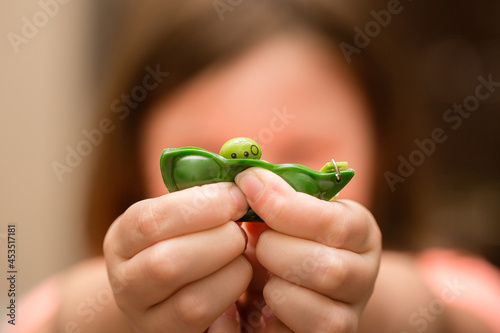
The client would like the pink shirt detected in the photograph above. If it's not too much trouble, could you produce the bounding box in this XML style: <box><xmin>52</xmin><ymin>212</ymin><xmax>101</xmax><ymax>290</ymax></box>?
<box><xmin>416</xmin><ymin>249</ymin><xmax>500</xmax><ymax>332</ymax></box>
<box><xmin>3</xmin><ymin>275</ymin><xmax>60</xmax><ymax>333</ymax></box>
<box><xmin>5</xmin><ymin>250</ymin><xmax>500</xmax><ymax>332</ymax></box>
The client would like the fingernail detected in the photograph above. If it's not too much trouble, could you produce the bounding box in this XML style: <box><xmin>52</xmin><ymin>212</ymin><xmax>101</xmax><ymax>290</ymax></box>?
<box><xmin>262</xmin><ymin>305</ymin><xmax>277</xmax><ymax>322</ymax></box>
<box><xmin>208</xmin><ymin>304</ymin><xmax>240</xmax><ymax>332</ymax></box>
<box><xmin>223</xmin><ymin>303</ymin><xmax>238</xmax><ymax>320</ymax></box>
<box><xmin>230</xmin><ymin>185</ymin><xmax>248</xmax><ymax>214</ymax></box>
<box><xmin>235</xmin><ymin>170</ymin><xmax>264</xmax><ymax>202</ymax></box>
<box><xmin>238</xmin><ymin>225</ymin><xmax>248</xmax><ymax>252</ymax></box>
<box><xmin>265</xmin><ymin>271</ymin><xmax>274</xmax><ymax>283</ymax></box>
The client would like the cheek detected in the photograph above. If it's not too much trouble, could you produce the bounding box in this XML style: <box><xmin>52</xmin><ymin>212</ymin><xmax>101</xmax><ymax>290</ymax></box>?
<box><xmin>143</xmin><ymin>147</ymin><xmax>169</xmax><ymax>198</ymax></box>
<box><xmin>286</xmin><ymin>109</ymin><xmax>376</xmax><ymax>207</ymax></box>
<box><xmin>139</xmin><ymin>111</ymin><xmax>179</xmax><ymax>198</ymax></box>
<box><xmin>335</xmin><ymin>123</ymin><xmax>376</xmax><ymax>208</ymax></box>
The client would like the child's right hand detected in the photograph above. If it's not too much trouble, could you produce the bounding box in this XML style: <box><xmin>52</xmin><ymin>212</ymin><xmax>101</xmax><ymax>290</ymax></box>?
<box><xmin>103</xmin><ymin>182</ymin><xmax>252</xmax><ymax>333</ymax></box>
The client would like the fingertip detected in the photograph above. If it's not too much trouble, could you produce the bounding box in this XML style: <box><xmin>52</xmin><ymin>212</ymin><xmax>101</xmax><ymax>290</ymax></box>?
<box><xmin>262</xmin><ymin>305</ymin><xmax>292</xmax><ymax>332</ymax></box>
<box><xmin>236</xmin><ymin>224</ymin><xmax>248</xmax><ymax>252</ymax></box>
<box><xmin>235</xmin><ymin>169</ymin><xmax>264</xmax><ymax>203</ymax></box>
<box><xmin>261</xmin><ymin>304</ymin><xmax>277</xmax><ymax>323</ymax></box>
<box><xmin>235</xmin><ymin>255</ymin><xmax>254</xmax><ymax>288</ymax></box>
<box><xmin>229</xmin><ymin>184</ymin><xmax>250</xmax><ymax>216</ymax></box>
<box><xmin>207</xmin><ymin>303</ymin><xmax>241</xmax><ymax>333</ymax></box>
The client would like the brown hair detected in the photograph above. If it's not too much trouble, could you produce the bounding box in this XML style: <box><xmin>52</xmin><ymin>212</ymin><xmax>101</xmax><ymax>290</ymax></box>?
<box><xmin>86</xmin><ymin>0</ymin><xmax>397</xmax><ymax>255</ymax></box>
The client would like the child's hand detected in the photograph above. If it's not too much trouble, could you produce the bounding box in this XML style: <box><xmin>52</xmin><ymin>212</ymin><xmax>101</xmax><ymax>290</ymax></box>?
<box><xmin>103</xmin><ymin>182</ymin><xmax>252</xmax><ymax>333</ymax></box>
<box><xmin>235</xmin><ymin>168</ymin><xmax>382</xmax><ymax>332</ymax></box>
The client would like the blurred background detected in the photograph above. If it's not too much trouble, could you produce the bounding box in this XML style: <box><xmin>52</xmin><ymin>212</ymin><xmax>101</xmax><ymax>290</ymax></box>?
<box><xmin>1</xmin><ymin>0</ymin><xmax>95</xmax><ymax>306</ymax></box>
<box><xmin>1</xmin><ymin>0</ymin><xmax>499</xmax><ymax>307</ymax></box>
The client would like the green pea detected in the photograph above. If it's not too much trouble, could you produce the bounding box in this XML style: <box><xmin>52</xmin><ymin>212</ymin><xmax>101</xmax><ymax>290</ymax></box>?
<box><xmin>219</xmin><ymin>137</ymin><xmax>262</xmax><ymax>159</ymax></box>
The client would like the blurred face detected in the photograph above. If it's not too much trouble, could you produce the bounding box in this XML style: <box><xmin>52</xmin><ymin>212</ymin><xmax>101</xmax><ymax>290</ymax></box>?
<box><xmin>140</xmin><ymin>34</ymin><xmax>376</xmax><ymax>207</ymax></box>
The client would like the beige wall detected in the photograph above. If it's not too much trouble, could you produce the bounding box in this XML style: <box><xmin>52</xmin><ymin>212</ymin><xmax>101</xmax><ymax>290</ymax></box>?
<box><xmin>1</xmin><ymin>0</ymin><xmax>94</xmax><ymax>303</ymax></box>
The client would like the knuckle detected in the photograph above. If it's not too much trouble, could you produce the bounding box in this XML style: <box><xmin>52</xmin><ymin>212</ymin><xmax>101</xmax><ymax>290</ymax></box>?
<box><xmin>102</xmin><ymin>228</ymin><xmax>116</xmax><ymax>258</ymax></box>
<box><xmin>351</xmin><ymin>200</ymin><xmax>375</xmax><ymax>229</ymax></box>
<box><xmin>145</xmin><ymin>243</ymin><xmax>182</xmax><ymax>282</ymax></box>
<box><xmin>103</xmin><ymin>214</ymin><xmax>126</xmax><ymax>258</ymax></box>
<box><xmin>313</xmin><ymin>251</ymin><xmax>346</xmax><ymax>293</ymax></box>
<box><xmin>315</xmin><ymin>304</ymin><xmax>358</xmax><ymax>333</ymax></box>
<box><xmin>109</xmin><ymin>275</ymin><xmax>133</xmax><ymax>313</ymax></box>
<box><xmin>372</xmin><ymin>221</ymin><xmax>382</xmax><ymax>249</ymax></box>
<box><xmin>190</xmin><ymin>185</ymin><xmax>212</xmax><ymax>211</ymax></box>
<box><xmin>317</xmin><ymin>305</ymin><xmax>357</xmax><ymax>333</ymax></box>
<box><xmin>262</xmin><ymin>192</ymin><xmax>288</xmax><ymax>222</ymax></box>
<box><xmin>251</xmin><ymin>173</ymin><xmax>291</xmax><ymax>220</ymax></box>
<box><xmin>325</xmin><ymin>200</ymin><xmax>378</xmax><ymax>251</ymax></box>
<box><xmin>263</xmin><ymin>277</ymin><xmax>287</xmax><ymax>307</ymax></box>
<box><xmin>353</xmin><ymin>204</ymin><xmax>374</xmax><ymax>238</ymax></box>
<box><xmin>191</xmin><ymin>183</ymin><xmax>236</xmax><ymax>222</ymax></box>
<box><xmin>133</xmin><ymin>200</ymin><xmax>162</xmax><ymax>241</ymax></box>
<box><xmin>113</xmin><ymin>292</ymin><xmax>130</xmax><ymax>314</ymax></box>
<box><xmin>324</xmin><ymin>205</ymin><xmax>352</xmax><ymax>246</ymax></box>
<box><xmin>365</xmin><ymin>207</ymin><xmax>382</xmax><ymax>248</ymax></box>
<box><xmin>173</xmin><ymin>290</ymin><xmax>212</xmax><ymax>325</ymax></box>
<box><xmin>326</xmin><ymin>225</ymin><xmax>348</xmax><ymax>248</ymax></box>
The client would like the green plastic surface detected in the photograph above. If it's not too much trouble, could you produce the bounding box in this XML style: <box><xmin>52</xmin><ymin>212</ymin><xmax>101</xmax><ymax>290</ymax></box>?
<box><xmin>219</xmin><ymin>137</ymin><xmax>262</xmax><ymax>159</ymax></box>
<box><xmin>160</xmin><ymin>147</ymin><xmax>354</xmax><ymax>222</ymax></box>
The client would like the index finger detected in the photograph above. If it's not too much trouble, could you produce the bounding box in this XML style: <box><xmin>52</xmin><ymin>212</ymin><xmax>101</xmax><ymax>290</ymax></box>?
<box><xmin>104</xmin><ymin>182</ymin><xmax>249</xmax><ymax>259</ymax></box>
<box><xmin>235</xmin><ymin>168</ymin><xmax>379</xmax><ymax>252</ymax></box>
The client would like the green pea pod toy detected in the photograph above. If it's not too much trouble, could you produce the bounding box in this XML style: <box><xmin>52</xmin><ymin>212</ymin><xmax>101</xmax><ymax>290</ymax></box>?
<box><xmin>160</xmin><ymin>137</ymin><xmax>355</xmax><ymax>222</ymax></box>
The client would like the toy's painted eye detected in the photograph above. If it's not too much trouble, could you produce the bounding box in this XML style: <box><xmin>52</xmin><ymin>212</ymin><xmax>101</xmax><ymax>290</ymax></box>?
<box><xmin>219</xmin><ymin>137</ymin><xmax>262</xmax><ymax>160</ymax></box>
<box><xmin>250</xmin><ymin>145</ymin><xmax>259</xmax><ymax>156</ymax></box>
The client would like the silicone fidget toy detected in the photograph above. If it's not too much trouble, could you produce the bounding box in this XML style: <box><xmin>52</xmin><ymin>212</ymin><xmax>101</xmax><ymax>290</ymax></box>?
<box><xmin>160</xmin><ymin>137</ymin><xmax>354</xmax><ymax>222</ymax></box>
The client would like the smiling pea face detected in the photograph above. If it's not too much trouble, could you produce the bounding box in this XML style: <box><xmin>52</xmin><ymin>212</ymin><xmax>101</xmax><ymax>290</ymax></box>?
<box><xmin>219</xmin><ymin>137</ymin><xmax>262</xmax><ymax>159</ymax></box>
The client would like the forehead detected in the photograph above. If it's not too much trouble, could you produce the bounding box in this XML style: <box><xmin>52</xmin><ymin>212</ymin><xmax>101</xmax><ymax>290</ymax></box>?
<box><xmin>140</xmin><ymin>35</ymin><xmax>376</xmax><ymax>203</ymax></box>
<box><xmin>143</xmin><ymin>35</ymin><xmax>370</xmax><ymax>151</ymax></box>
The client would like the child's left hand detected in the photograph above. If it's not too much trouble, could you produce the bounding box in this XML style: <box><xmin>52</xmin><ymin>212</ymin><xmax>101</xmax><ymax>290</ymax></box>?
<box><xmin>218</xmin><ymin>167</ymin><xmax>381</xmax><ymax>332</ymax></box>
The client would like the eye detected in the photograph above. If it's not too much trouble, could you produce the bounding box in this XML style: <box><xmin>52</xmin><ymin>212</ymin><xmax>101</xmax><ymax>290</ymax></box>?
<box><xmin>244</xmin><ymin>151</ymin><xmax>249</xmax><ymax>157</ymax></box>
<box><xmin>250</xmin><ymin>145</ymin><xmax>259</xmax><ymax>156</ymax></box>
<box><xmin>231</xmin><ymin>153</ymin><xmax>237</xmax><ymax>159</ymax></box>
